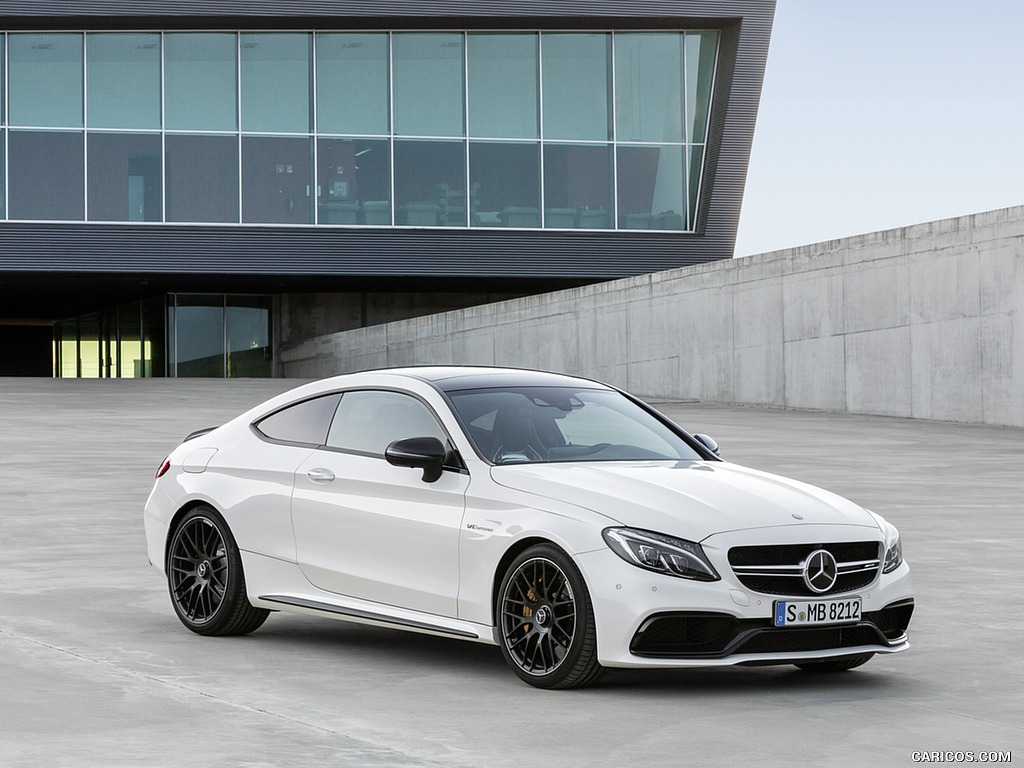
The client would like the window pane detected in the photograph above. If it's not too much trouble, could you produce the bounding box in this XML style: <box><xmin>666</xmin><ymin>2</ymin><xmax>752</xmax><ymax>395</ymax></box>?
<box><xmin>316</xmin><ymin>33</ymin><xmax>389</xmax><ymax>135</ymax></box>
<box><xmin>88</xmin><ymin>133</ymin><xmax>162</xmax><ymax>222</ymax></box>
<box><xmin>467</xmin><ymin>33</ymin><xmax>538</xmax><ymax>139</ymax></box>
<box><xmin>317</xmin><ymin>138</ymin><xmax>391</xmax><ymax>224</ymax></box>
<box><xmin>86</xmin><ymin>33</ymin><xmax>160</xmax><ymax>129</ymax></box>
<box><xmin>8</xmin><ymin>33</ymin><xmax>83</xmax><ymax>127</ymax></box>
<box><xmin>685</xmin><ymin>31</ymin><xmax>719</xmax><ymax>144</ymax></box>
<box><xmin>615</xmin><ymin>33</ymin><xmax>684</xmax><ymax>143</ymax></box>
<box><xmin>542</xmin><ymin>33</ymin><xmax>611</xmax><ymax>141</ymax></box>
<box><xmin>140</xmin><ymin>295</ymin><xmax>165</xmax><ymax>377</ymax></box>
<box><xmin>79</xmin><ymin>313</ymin><xmax>101</xmax><ymax>378</ymax></box>
<box><xmin>8</xmin><ymin>131</ymin><xmax>84</xmax><ymax>220</ymax></box>
<box><xmin>227</xmin><ymin>296</ymin><xmax>273</xmax><ymax>377</ymax></box>
<box><xmin>1</xmin><ymin>130</ymin><xmax>5</xmax><ymax>219</ymax></box>
<box><xmin>688</xmin><ymin>144</ymin><xmax>704</xmax><ymax>229</ymax></box>
<box><xmin>469</xmin><ymin>142</ymin><xmax>540</xmax><ymax>228</ymax></box>
<box><xmin>241</xmin><ymin>136</ymin><xmax>313</xmax><ymax>224</ymax></box>
<box><xmin>165</xmin><ymin>33</ymin><xmax>237</xmax><ymax>131</ymax></box>
<box><xmin>173</xmin><ymin>295</ymin><xmax>225</xmax><ymax>377</ymax></box>
<box><xmin>165</xmin><ymin>134</ymin><xmax>239</xmax><ymax>223</ymax></box>
<box><xmin>393</xmin><ymin>33</ymin><xmax>465</xmax><ymax>138</ymax></box>
<box><xmin>118</xmin><ymin>302</ymin><xmax>142</xmax><ymax>378</ymax></box>
<box><xmin>542</xmin><ymin>143</ymin><xmax>612</xmax><ymax>229</ymax></box>
<box><xmin>1</xmin><ymin>36</ymin><xmax>5</xmax><ymax>124</ymax></box>
<box><xmin>394</xmin><ymin>140</ymin><xmax>466</xmax><ymax>226</ymax></box>
<box><xmin>256</xmin><ymin>394</ymin><xmax>341</xmax><ymax>444</ymax></box>
<box><xmin>241</xmin><ymin>33</ymin><xmax>312</xmax><ymax>133</ymax></box>
<box><xmin>326</xmin><ymin>390</ymin><xmax>446</xmax><ymax>454</ymax></box>
<box><xmin>617</xmin><ymin>145</ymin><xmax>685</xmax><ymax>231</ymax></box>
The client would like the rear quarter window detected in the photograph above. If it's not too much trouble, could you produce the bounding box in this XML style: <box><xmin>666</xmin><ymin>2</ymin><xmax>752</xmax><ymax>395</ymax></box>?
<box><xmin>253</xmin><ymin>393</ymin><xmax>342</xmax><ymax>445</ymax></box>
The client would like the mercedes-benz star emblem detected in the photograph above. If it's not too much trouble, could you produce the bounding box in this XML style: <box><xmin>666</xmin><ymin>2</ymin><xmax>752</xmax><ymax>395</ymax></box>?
<box><xmin>803</xmin><ymin>549</ymin><xmax>838</xmax><ymax>593</ymax></box>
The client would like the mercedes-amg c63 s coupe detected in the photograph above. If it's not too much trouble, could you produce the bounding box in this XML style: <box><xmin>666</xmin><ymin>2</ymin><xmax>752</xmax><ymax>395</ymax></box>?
<box><xmin>144</xmin><ymin>367</ymin><xmax>913</xmax><ymax>689</ymax></box>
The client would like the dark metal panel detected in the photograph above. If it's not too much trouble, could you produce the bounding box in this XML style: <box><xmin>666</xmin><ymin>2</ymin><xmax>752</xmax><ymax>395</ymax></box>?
<box><xmin>0</xmin><ymin>223</ymin><xmax>730</xmax><ymax>279</ymax></box>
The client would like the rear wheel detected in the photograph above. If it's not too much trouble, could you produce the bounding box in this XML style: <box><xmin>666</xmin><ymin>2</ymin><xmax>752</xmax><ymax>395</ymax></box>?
<box><xmin>795</xmin><ymin>653</ymin><xmax>874</xmax><ymax>673</ymax></box>
<box><xmin>167</xmin><ymin>506</ymin><xmax>269</xmax><ymax>636</ymax></box>
<box><xmin>497</xmin><ymin>544</ymin><xmax>605</xmax><ymax>689</ymax></box>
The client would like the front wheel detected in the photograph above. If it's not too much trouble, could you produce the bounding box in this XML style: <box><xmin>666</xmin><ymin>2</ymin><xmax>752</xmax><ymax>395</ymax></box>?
<box><xmin>497</xmin><ymin>544</ymin><xmax>605</xmax><ymax>689</ymax></box>
<box><xmin>167</xmin><ymin>506</ymin><xmax>269</xmax><ymax>636</ymax></box>
<box><xmin>795</xmin><ymin>653</ymin><xmax>874</xmax><ymax>673</ymax></box>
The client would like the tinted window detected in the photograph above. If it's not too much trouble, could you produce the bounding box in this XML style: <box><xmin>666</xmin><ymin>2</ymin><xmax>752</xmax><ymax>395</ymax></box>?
<box><xmin>255</xmin><ymin>394</ymin><xmax>342</xmax><ymax>445</ymax></box>
<box><xmin>448</xmin><ymin>387</ymin><xmax>702</xmax><ymax>464</ymax></box>
<box><xmin>326</xmin><ymin>391</ymin><xmax>447</xmax><ymax>455</ymax></box>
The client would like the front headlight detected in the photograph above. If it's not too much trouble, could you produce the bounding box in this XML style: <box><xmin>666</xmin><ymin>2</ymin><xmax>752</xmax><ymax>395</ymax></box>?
<box><xmin>602</xmin><ymin>527</ymin><xmax>720</xmax><ymax>581</ymax></box>
<box><xmin>883</xmin><ymin>534</ymin><xmax>903</xmax><ymax>573</ymax></box>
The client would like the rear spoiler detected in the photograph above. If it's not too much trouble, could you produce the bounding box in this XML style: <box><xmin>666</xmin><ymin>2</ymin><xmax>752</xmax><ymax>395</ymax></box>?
<box><xmin>183</xmin><ymin>426</ymin><xmax>218</xmax><ymax>442</ymax></box>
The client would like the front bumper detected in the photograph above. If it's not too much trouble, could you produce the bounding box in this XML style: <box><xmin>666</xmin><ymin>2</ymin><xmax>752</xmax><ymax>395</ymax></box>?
<box><xmin>574</xmin><ymin>531</ymin><xmax>914</xmax><ymax>669</ymax></box>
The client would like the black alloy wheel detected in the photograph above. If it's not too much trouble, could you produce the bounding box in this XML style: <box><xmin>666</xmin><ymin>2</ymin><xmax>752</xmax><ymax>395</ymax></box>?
<box><xmin>497</xmin><ymin>544</ymin><xmax>604</xmax><ymax>689</ymax></box>
<box><xmin>167</xmin><ymin>506</ymin><xmax>269</xmax><ymax>636</ymax></box>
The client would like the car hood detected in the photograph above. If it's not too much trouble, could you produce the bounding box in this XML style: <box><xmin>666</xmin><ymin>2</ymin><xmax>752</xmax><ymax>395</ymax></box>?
<box><xmin>489</xmin><ymin>461</ymin><xmax>879</xmax><ymax>541</ymax></box>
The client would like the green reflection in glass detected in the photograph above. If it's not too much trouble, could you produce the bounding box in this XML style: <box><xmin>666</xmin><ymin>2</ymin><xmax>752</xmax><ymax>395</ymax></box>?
<box><xmin>542</xmin><ymin>33</ymin><xmax>611</xmax><ymax>142</ymax></box>
<box><xmin>393</xmin><ymin>33</ymin><xmax>465</xmax><ymax>138</ymax></box>
<box><xmin>227</xmin><ymin>296</ymin><xmax>273</xmax><ymax>377</ymax></box>
<box><xmin>685</xmin><ymin>31</ymin><xmax>719</xmax><ymax>144</ymax></box>
<box><xmin>688</xmin><ymin>144</ymin><xmax>704</xmax><ymax>229</ymax></box>
<box><xmin>316</xmin><ymin>33</ymin><xmax>389</xmax><ymax>135</ymax></box>
<box><xmin>8</xmin><ymin>33</ymin><xmax>83</xmax><ymax>128</ymax></box>
<box><xmin>165</xmin><ymin>33</ymin><xmax>238</xmax><ymax>131</ymax></box>
<box><xmin>173</xmin><ymin>295</ymin><xmax>225</xmax><ymax>377</ymax></box>
<box><xmin>468</xmin><ymin>33</ymin><xmax>538</xmax><ymax>139</ymax></box>
<box><xmin>241</xmin><ymin>33</ymin><xmax>312</xmax><ymax>133</ymax></box>
<box><xmin>87</xmin><ymin>33</ymin><xmax>160</xmax><ymax>129</ymax></box>
<box><xmin>615</xmin><ymin>33</ymin><xmax>684</xmax><ymax>143</ymax></box>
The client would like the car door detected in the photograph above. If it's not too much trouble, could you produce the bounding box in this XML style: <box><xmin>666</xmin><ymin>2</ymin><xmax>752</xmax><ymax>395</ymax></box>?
<box><xmin>291</xmin><ymin>389</ymin><xmax>468</xmax><ymax>617</ymax></box>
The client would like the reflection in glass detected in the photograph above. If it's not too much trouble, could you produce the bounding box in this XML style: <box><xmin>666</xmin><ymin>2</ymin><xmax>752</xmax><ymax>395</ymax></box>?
<box><xmin>542</xmin><ymin>143</ymin><xmax>612</xmax><ymax>229</ymax></box>
<box><xmin>394</xmin><ymin>140</ymin><xmax>467</xmax><ymax>226</ymax></box>
<box><xmin>393</xmin><ymin>33</ymin><xmax>465</xmax><ymax>138</ymax></box>
<box><xmin>615</xmin><ymin>33</ymin><xmax>684</xmax><ymax>143</ymax></box>
<box><xmin>118</xmin><ymin>302</ymin><xmax>142</xmax><ymax>378</ymax></box>
<box><xmin>241</xmin><ymin>33</ymin><xmax>312</xmax><ymax>134</ymax></box>
<box><xmin>8</xmin><ymin>33</ymin><xmax>83</xmax><ymax>128</ymax></box>
<box><xmin>241</xmin><ymin>136</ymin><xmax>313</xmax><ymax>224</ymax></box>
<box><xmin>317</xmin><ymin>138</ymin><xmax>391</xmax><ymax>224</ymax></box>
<box><xmin>616</xmin><ymin>145</ymin><xmax>685</xmax><ymax>231</ymax></box>
<box><xmin>165</xmin><ymin>134</ymin><xmax>240</xmax><ymax>223</ymax></box>
<box><xmin>174</xmin><ymin>295</ymin><xmax>225</xmax><ymax>377</ymax></box>
<box><xmin>542</xmin><ymin>34</ymin><xmax>611</xmax><ymax>141</ymax></box>
<box><xmin>1</xmin><ymin>130</ymin><xmax>5</xmax><ymax>219</ymax></box>
<box><xmin>87</xmin><ymin>33</ymin><xmax>160</xmax><ymax>129</ymax></box>
<box><xmin>316</xmin><ymin>33</ymin><xmax>389</xmax><ymax>135</ymax></box>
<box><xmin>8</xmin><ymin>130</ymin><xmax>85</xmax><ymax>220</ymax></box>
<box><xmin>78</xmin><ymin>313</ymin><xmax>101</xmax><ymax>378</ymax></box>
<box><xmin>1</xmin><ymin>36</ymin><xmax>5</xmax><ymax>124</ymax></box>
<box><xmin>469</xmin><ymin>142</ymin><xmax>540</xmax><ymax>228</ymax></box>
<box><xmin>227</xmin><ymin>296</ymin><xmax>273</xmax><ymax>377</ymax></box>
<box><xmin>141</xmin><ymin>295</ymin><xmax>165</xmax><ymax>377</ymax></box>
<box><xmin>88</xmin><ymin>133</ymin><xmax>162</xmax><ymax>222</ymax></box>
<box><xmin>165</xmin><ymin>33</ymin><xmax>238</xmax><ymax>131</ymax></box>
<box><xmin>685</xmin><ymin>31</ymin><xmax>719</xmax><ymax>144</ymax></box>
<box><xmin>468</xmin><ymin>34</ymin><xmax>538</xmax><ymax>139</ymax></box>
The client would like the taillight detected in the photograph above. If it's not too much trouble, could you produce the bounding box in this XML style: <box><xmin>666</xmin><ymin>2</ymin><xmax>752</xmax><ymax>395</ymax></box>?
<box><xmin>155</xmin><ymin>458</ymin><xmax>171</xmax><ymax>478</ymax></box>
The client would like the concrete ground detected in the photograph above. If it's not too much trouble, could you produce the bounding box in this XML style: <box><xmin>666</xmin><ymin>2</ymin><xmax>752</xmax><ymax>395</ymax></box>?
<box><xmin>1</xmin><ymin>378</ymin><xmax>1021</xmax><ymax>767</ymax></box>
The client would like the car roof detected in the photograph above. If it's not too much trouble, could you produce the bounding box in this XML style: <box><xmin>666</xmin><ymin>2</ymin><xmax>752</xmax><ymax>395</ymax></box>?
<box><xmin>372</xmin><ymin>366</ymin><xmax>613</xmax><ymax>393</ymax></box>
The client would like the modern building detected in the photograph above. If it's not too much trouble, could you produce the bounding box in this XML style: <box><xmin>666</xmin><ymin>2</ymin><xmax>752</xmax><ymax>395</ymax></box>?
<box><xmin>0</xmin><ymin>1</ymin><xmax>775</xmax><ymax>377</ymax></box>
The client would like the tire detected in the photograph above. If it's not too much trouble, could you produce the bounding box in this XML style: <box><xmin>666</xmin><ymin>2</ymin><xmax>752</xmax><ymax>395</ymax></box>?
<box><xmin>497</xmin><ymin>544</ymin><xmax>605</xmax><ymax>689</ymax></box>
<box><xmin>795</xmin><ymin>653</ymin><xmax>874</xmax><ymax>673</ymax></box>
<box><xmin>167</xmin><ymin>506</ymin><xmax>269</xmax><ymax>636</ymax></box>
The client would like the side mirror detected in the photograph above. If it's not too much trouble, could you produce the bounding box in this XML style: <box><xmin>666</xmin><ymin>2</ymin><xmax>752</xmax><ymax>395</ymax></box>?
<box><xmin>693</xmin><ymin>433</ymin><xmax>720</xmax><ymax>456</ymax></box>
<box><xmin>385</xmin><ymin>436</ymin><xmax>448</xmax><ymax>483</ymax></box>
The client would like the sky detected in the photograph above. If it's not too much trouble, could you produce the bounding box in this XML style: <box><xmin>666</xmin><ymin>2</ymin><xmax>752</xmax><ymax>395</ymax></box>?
<box><xmin>734</xmin><ymin>0</ymin><xmax>1024</xmax><ymax>255</ymax></box>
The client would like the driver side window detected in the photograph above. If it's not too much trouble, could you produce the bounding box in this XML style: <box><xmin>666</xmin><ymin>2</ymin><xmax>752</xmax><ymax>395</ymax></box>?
<box><xmin>325</xmin><ymin>390</ymin><xmax>448</xmax><ymax>456</ymax></box>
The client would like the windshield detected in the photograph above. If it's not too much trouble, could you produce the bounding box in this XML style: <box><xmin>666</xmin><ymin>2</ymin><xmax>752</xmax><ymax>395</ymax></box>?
<box><xmin>446</xmin><ymin>386</ymin><xmax>704</xmax><ymax>464</ymax></box>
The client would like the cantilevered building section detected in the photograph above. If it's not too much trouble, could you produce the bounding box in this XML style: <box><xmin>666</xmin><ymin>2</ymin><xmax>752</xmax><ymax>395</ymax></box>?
<box><xmin>0</xmin><ymin>1</ymin><xmax>775</xmax><ymax>377</ymax></box>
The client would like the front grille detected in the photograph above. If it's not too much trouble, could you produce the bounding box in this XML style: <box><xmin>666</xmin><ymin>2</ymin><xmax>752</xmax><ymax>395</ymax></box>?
<box><xmin>728</xmin><ymin>541</ymin><xmax>881</xmax><ymax>596</ymax></box>
<box><xmin>629</xmin><ymin>600</ymin><xmax>913</xmax><ymax>659</ymax></box>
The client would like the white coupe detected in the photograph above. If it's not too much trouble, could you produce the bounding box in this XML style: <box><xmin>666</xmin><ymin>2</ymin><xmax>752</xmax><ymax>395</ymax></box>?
<box><xmin>144</xmin><ymin>367</ymin><xmax>914</xmax><ymax>689</ymax></box>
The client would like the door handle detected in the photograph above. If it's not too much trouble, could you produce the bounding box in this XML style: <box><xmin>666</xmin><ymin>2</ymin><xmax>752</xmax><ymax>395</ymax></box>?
<box><xmin>306</xmin><ymin>467</ymin><xmax>336</xmax><ymax>483</ymax></box>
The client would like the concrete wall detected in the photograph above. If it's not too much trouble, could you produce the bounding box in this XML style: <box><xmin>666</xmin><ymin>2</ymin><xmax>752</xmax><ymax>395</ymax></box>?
<box><xmin>280</xmin><ymin>206</ymin><xmax>1024</xmax><ymax>427</ymax></box>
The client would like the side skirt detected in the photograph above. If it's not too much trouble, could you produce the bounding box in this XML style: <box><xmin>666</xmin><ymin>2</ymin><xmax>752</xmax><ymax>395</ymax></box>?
<box><xmin>259</xmin><ymin>594</ymin><xmax>481</xmax><ymax>639</ymax></box>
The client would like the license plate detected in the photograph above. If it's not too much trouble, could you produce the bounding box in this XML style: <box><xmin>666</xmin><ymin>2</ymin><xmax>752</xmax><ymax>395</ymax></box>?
<box><xmin>773</xmin><ymin>597</ymin><xmax>861</xmax><ymax>627</ymax></box>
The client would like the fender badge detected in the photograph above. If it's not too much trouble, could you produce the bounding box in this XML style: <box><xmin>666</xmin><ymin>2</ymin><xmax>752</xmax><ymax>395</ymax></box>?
<box><xmin>792</xmin><ymin>513</ymin><xmax>804</xmax><ymax>520</ymax></box>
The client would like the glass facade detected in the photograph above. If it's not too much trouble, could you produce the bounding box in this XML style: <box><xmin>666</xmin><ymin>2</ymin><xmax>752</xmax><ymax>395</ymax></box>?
<box><xmin>1</xmin><ymin>29</ymin><xmax>718</xmax><ymax>231</ymax></box>
<box><xmin>54</xmin><ymin>294</ymin><xmax>272</xmax><ymax>378</ymax></box>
